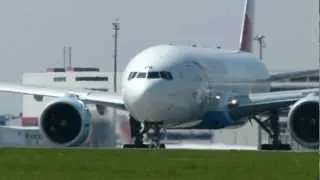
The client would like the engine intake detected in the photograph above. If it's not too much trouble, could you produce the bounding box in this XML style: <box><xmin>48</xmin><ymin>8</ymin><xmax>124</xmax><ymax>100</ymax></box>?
<box><xmin>288</xmin><ymin>98</ymin><xmax>319</xmax><ymax>149</ymax></box>
<box><xmin>40</xmin><ymin>97</ymin><xmax>91</xmax><ymax>146</ymax></box>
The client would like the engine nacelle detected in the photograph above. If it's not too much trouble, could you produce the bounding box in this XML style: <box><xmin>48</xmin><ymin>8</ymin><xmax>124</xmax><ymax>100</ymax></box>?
<box><xmin>288</xmin><ymin>93</ymin><xmax>319</xmax><ymax>149</ymax></box>
<box><xmin>39</xmin><ymin>96</ymin><xmax>91</xmax><ymax>147</ymax></box>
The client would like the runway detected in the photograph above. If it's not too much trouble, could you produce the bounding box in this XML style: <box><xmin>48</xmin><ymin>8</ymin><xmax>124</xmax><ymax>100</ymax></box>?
<box><xmin>165</xmin><ymin>143</ymin><xmax>257</xmax><ymax>150</ymax></box>
<box><xmin>0</xmin><ymin>142</ymin><xmax>257</xmax><ymax>150</ymax></box>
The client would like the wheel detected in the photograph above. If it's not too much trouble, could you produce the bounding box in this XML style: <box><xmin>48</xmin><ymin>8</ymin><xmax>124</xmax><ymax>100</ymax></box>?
<box><xmin>159</xmin><ymin>144</ymin><xmax>166</xmax><ymax>148</ymax></box>
<box><xmin>122</xmin><ymin>143</ymin><xmax>166</xmax><ymax>149</ymax></box>
<box><xmin>260</xmin><ymin>144</ymin><xmax>291</xmax><ymax>150</ymax></box>
<box><xmin>123</xmin><ymin>144</ymin><xmax>149</xmax><ymax>148</ymax></box>
<box><xmin>148</xmin><ymin>143</ymin><xmax>166</xmax><ymax>149</ymax></box>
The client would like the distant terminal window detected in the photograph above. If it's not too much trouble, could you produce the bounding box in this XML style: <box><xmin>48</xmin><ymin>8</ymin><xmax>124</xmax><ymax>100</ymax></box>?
<box><xmin>47</xmin><ymin>67</ymin><xmax>100</xmax><ymax>72</ymax></box>
<box><xmin>75</xmin><ymin>76</ymin><xmax>108</xmax><ymax>81</ymax></box>
<box><xmin>85</xmin><ymin>88</ymin><xmax>108</xmax><ymax>92</ymax></box>
<box><xmin>68</xmin><ymin>67</ymin><xmax>100</xmax><ymax>72</ymax></box>
<box><xmin>46</xmin><ymin>68</ymin><xmax>66</xmax><ymax>72</ymax></box>
<box><xmin>53</xmin><ymin>77</ymin><xmax>66</xmax><ymax>82</ymax></box>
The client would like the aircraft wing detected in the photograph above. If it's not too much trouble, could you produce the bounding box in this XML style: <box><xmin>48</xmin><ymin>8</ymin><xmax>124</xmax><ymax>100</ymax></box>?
<box><xmin>0</xmin><ymin>82</ymin><xmax>126</xmax><ymax>110</ymax></box>
<box><xmin>268</xmin><ymin>69</ymin><xmax>319</xmax><ymax>91</ymax></box>
<box><xmin>270</xmin><ymin>82</ymin><xmax>318</xmax><ymax>90</ymax></box>
<box><xmin>269</xmin><ymin>69</ymin><xmax>318</xmax><ymax>81</ymax></box>
<box><xmin>0</xmin><ymin>82</ymin><xmax>317</xmax><ymax>117</ymax></box>
<box><xmin>229</xmin><ymin>88</ymin><xmax>318</xmax><ymax>117</ymax></box>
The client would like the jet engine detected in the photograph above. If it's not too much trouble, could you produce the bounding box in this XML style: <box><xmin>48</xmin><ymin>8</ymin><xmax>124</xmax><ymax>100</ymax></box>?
<box><xmin>39</xmin><ymin>95</ymin><xmax>91</xmax><ymax>147</ymax></box>
<box><xmin>288</xmin><ymin>93</ymin><xmax>319</xmax><ymax>149</ymax></box>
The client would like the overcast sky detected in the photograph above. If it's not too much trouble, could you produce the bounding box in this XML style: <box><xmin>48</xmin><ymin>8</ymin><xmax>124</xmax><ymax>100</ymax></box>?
<box><xmin>0</xmin><ymin>0</ymin><xmax>318</xmax><ymax>114</ymax></box>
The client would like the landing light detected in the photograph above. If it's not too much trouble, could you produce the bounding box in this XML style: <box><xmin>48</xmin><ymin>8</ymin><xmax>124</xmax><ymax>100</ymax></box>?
<box><xmin>230</xmin><ymin>99</ymin><xmax>237</xmax><ymax>104</ymax></box>
<box><xmin>228</xmin><ymin>99</ymin><xmax>239</xmax><ymax>108</ymax></box>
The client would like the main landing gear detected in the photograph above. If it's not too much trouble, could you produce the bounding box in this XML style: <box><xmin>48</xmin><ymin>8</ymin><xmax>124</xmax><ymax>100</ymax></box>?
<box><xmin>123</xmin><ymin>116</ymin><xmax>166</xmax><ymax>149</ymax></box>
<box><xmin>251</xmin><ymin>109</ymin><xmax>291</xmax><ymax>150</ymax></box>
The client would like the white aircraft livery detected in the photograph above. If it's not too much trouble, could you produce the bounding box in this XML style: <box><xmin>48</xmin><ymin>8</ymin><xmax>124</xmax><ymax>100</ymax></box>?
<box><xmin>0</xmin><ymin>0</ymin><xmax>318</xmax><ymax>150</ymax></box>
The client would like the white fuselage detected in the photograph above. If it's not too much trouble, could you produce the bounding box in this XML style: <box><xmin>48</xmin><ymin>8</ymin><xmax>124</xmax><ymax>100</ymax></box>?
<box><xmin>121</xmin><ymin>45</ymin><xmax>269</xmax><ymax>129</ymax></box>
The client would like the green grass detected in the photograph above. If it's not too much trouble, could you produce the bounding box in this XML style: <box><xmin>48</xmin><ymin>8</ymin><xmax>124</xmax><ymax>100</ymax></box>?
<box><xmin>0</xmin><ymin>148</ymin><xmax>317</xmax><ymax>180</ymax></box>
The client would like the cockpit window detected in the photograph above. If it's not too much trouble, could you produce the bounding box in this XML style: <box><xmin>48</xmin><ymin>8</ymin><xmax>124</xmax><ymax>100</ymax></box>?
<box><xmin>128</xmin><ymin>72</ymin><xmax>137</xmax><ymax>80</ymax></box>
<box><xmin>160</xmin><ymin>71</ymin><xmax>173</xmax><ymax>80</ymax></box>
<box><xmin>129</xmin><ymin>71</ymin><xmax>173</xmax><ymax>80</ymax></box>
<box><xmin>136</xmin><ymin>72</ymin><xmax>146</xmax><ymax>78</ymax></box>
<box><xmin>147</xmin><ymin>71</ymin><xmax>160</xmax><ymax>79</ymax></box>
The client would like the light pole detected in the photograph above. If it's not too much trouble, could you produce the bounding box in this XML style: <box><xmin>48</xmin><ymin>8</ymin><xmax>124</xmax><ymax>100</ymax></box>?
<box><xmin>254</xmin><ymin>34</ymin><xmax>266</xmax><ymax>60</ymax></box>
<box><xmin>111</xmin><ymin>19</ymin><xmax>120</xmax><ymax>147</ymax></box>
<box><xmin>254</xmin><ymin>33</ymin><xmax>266</xmax><ymax>149</ymax></box>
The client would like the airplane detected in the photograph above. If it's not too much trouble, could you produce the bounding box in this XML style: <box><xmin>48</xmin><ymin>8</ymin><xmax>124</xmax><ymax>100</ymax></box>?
<box><xmin>0</xmin><ymin>0</ymin><xmax>318</xmax><ymax>150</ymax></box>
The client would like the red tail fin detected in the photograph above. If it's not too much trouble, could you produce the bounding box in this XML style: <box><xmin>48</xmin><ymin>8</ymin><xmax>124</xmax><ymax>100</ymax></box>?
<box><xmin>239</xmin><ymin>0</ymin><xmax>254</xmax><ymax>52</ymax></box>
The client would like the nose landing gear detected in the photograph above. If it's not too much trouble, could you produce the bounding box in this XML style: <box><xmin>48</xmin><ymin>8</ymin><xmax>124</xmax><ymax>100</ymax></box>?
<box><xmin>123</xmin><ymin>115</ymin><xmax>166</xmax><ymax>149</ymax></box>
<box><xmin>145</xmin><ymin>122</ymin><xmax>166</xmax><ymax>148</ymax></box>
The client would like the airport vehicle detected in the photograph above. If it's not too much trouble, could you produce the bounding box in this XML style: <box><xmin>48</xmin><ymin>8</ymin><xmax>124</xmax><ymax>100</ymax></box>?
<box><xmin>0</xmin><ymin>0</ymin><xmax>318</xmax><ymax>150</ymax></box>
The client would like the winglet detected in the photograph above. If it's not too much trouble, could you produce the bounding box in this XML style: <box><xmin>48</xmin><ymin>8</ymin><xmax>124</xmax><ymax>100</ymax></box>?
<box><xmin>239</xmin><ymin>0</ymin><xmax>254</xmax><ymax>52</ymax></box>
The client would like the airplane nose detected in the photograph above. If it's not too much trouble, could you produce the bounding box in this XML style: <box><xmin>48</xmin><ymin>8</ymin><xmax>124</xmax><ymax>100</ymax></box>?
<box><xmin>124</xmin><ymin>80</ymin><xmax>167</xmax><ymax>122</ymax></box>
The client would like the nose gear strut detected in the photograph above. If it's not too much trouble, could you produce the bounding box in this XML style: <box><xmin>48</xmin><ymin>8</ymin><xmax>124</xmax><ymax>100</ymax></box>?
<box><xmin>123</xmin><ymin>115</ymin><xmax>166</xmax><ymax>148</ymax></box>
